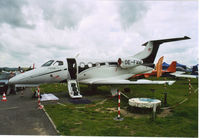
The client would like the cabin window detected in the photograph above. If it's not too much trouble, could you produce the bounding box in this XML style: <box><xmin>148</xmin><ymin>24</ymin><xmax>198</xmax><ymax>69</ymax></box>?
<box><xmin>100</xmin><ymin>63</ymin><xmax>105</xmax><ymax>66</ymax></box>
<box><xmin>41</xmin><ymin>60</ymin><xmax>54</xmax><ymax>67</ymax></box>
<box><xmin>96</xmin><ymin>62</ymin><xmax>100</xmax><ymax>67</ymax></box>
<box><xmin>53</xmin><ymin>61</ymin><xmax>63</xmax><ymax>66</ymax></box>
<box><xmin>109</xmin><ymin>62</ymin><xmax>118</xmax><ymax>66</ymax></box>
<box><xmin>88</xmin><ymin>62</ymin><xmax>93</xmax><ymax>68</ymax></box>
<box><xmin>80</xmin><ymin>62</ymin><xmax>85</xmax><ymax>68</ymax></box>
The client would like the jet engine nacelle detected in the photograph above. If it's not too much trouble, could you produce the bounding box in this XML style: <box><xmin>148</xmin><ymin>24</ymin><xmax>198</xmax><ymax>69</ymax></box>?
<box><xmin>118</xmin><ymin>57</ymin><xmax>143</xmax><ymax>68</ymax></box>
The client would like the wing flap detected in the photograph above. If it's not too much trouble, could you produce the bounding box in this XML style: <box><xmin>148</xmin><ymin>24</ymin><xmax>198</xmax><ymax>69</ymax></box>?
<box><xmin>79</xmin><ymin>79</ymin><xmax>175</xmax><ymax>85</ymax></box>
<box><xmin>170</xmin><ymin>71</ymin><xmax>197</xmax><ymax>79</ymax></box>
<box><xmin>15</xmin><ymin>84</ymin><xmax>39</xmax><ymax>87</ymax></box>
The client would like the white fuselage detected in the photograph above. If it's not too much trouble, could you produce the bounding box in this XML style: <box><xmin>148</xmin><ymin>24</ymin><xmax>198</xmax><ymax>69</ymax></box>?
<box><xmin>8</xmin><ymin>58</ymin><xmax>153</xmax><ymax>85</ymax></box>
<box><xmin>78</xmin><ymin>64</ymin><xmax>152</xmax><ymax>81</ymax></box>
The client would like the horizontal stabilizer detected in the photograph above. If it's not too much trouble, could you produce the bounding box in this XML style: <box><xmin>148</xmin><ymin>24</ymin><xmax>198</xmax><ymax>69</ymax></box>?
<box><xmin>142</xmin><ymin>36</ymin><xmax>190</xmax><ymax>46</ymax></box>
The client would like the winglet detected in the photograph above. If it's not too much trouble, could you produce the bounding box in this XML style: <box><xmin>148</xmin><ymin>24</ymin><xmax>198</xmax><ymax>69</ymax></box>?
<box><xmin>166</xmin><ymin>80</ymin><xmax>176</xmax><ymax>85</ymax></box>
<box><xmin>183</xmin><ymin>36</ymin><xmax>191</xmax><ymax>39</ymax></box>
<box><xmin>142</xmin><ymin>36</ymin><xmax>191</xmax><ymax>46</ymax></box>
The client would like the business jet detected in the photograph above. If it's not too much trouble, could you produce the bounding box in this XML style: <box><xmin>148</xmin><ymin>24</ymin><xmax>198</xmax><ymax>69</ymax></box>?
<box><xmin>8</xmin><ymin>36</ymin><xmax>190</xmax><ymax>98</ymax></box>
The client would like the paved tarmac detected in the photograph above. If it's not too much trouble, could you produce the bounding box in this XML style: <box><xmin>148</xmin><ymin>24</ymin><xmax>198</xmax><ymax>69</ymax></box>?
<box><xmin>0</xmin><ymin>88</ymin><xmax>58</xmax><ymax>135</ymax></box>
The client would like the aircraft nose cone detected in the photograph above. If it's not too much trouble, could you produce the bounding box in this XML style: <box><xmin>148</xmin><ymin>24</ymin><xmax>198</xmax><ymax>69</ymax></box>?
<box><xmin>8</xmin><ymin>75</ymin><xmax>26</xmax><ymax>84</ymax></box>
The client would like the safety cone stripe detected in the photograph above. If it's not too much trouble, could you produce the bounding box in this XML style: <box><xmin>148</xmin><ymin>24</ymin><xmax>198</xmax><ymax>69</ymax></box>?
<box><xmin>2</xmin><ymin>98</ymin><xmax>7</xmax><ymax>101</ymax></box>
<box><xmin>38</xmin><ymin>105</ymin><xmax>44</xmax><ymax>109</ymax></box>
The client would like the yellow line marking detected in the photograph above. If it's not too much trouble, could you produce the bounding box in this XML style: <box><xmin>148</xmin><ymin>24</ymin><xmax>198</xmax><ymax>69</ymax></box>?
<box><xmin>0</xmin><ymin>106</ymin><xmax>19</xmax><ymax>111</ymax></box>
<box><xmin>42</xmin><ymin>107</ymin><xmax>60</xmax><ymax>134</ymax></box>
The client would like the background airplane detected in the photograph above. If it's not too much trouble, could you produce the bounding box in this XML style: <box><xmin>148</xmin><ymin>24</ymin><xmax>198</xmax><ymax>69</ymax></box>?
<box><xmin>169</xmin><ymin>62</ymin><xmax>198</xmax><ymax>79</ymax></box>
<box><xmin>132</xmin><ymin>56</ymin><xmax>177</xmax><ymax>78</ymax></box>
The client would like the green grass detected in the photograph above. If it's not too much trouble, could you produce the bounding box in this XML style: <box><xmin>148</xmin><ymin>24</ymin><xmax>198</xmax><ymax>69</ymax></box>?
<box><xmin>39</xmin><ymin>83</ymin><xmax>68</xmax><ymax>93</ymax></box>
<box><xmin>41</xmin><ymin>77</ymin><xmax>198</xmax><ymax>136</ymax></box>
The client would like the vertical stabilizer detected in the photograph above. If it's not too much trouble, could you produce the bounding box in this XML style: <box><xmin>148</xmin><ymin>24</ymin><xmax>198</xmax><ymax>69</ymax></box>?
<box><xmin>133</xmin><ymin>36</ymin><xmax>190</xmax><ymax>64</ymax></box>
<box><xmin>166</xmin><ymin>61</ymin><xmax>177</xmax><ymax>73</ymax></box>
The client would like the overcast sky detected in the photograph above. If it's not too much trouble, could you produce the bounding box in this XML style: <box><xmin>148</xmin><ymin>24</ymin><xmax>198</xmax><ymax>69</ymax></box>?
<box><xmin>0</xmin><ymin>0</ymin><xmax>198</xmax><ymax>67</ymax></box>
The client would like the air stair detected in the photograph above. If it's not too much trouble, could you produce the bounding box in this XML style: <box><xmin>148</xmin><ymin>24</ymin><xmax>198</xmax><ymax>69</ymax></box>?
<box><xmin>66</xmin><ymin>58</ymin><xmax>82</xmax><ymax>98</ymax></box>
<box><xmin>67</xmin><ymin>80</ymin><xmax>82</xmax><ymax>98</ymax></box>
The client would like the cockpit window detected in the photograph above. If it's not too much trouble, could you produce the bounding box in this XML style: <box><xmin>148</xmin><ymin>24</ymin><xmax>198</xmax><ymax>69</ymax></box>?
<box><xmin>41</xmin><ymin>60</ymin><xmax>54</xmax><ymax>67</ymax></box>
<box><xmin>53</xmin><ymin>61</ymin><xmax>63</xmax><ymax>66</ymax></box>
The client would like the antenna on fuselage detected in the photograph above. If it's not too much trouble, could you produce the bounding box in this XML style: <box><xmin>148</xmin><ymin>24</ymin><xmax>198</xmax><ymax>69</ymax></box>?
<box><xmin>75</xmin><ymin>53</ymin><xmax>80</xmax><ymax>59</ymax></box>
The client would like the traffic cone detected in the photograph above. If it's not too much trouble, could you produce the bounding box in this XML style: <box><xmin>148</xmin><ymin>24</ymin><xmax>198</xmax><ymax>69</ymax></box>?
<box><xmin>21</xmin><ymin>91</ymin><xmax>24</xmax><ymax>97</ymax></box>
<box><xmin>38</xmin><ymin>102</ymin><xmax>44</xmax><ymax>109</ymax></box>
<box><xmin>2</xmin><ymin>92</ymin><xmax>7</xmax><ymax>101</ymax></box>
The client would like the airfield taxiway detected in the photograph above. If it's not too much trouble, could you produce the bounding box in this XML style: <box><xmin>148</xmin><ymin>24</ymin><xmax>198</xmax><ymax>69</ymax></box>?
<box><xmin>0</xmin><ymin>88</ymin><xmax>57</xmax><ymax>135</ymax></box>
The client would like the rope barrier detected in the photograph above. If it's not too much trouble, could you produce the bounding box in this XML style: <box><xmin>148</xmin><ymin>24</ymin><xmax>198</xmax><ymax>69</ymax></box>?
<box><xmin>37</xmin><ymin>87</ymin><xmax>44</xmax><ymax>109</ymax></box>
<box><xmin>113</xmin><ymin>90</ymin><xmax>123</xmax><ymax>121</ymax></box>
<box><xmin>188</xmin><ymin>79</ymin><xmax>192</xmax><ymax>94</ymax></box>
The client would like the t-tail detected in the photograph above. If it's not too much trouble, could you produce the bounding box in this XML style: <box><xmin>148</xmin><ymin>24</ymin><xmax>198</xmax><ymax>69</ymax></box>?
<box><xmin>133</xmin><ymin>36</ymin><xmax>190</xmax><ymax>64</ymax></box>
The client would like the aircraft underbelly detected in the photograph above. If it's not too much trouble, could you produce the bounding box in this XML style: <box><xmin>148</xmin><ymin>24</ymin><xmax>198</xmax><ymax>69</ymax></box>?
<box><xmin>78</xmin><ymin>65</ymin><xmax>152</xmax><ymax>81</ymax></box>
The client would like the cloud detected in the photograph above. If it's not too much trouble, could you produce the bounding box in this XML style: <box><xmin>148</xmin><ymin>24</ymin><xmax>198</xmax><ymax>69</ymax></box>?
<box><xmin>31</xmin><ymin>0</ymin><xmax>94</xmax><ymax>29</ymax></box>
<box><xmin>0</xmin><ymin>0</ymin><xmax>198</xmax><ymax>68</ymax></box>
<box><xmin>0</xmin><ymin>0</ymin><xmax>34</xmax><ymax>28</ymax></box>
<box><xmin>117</xmin><ymin>1</ymin><xmax>148</xmax><ymax>29</ymax></box>
<box><xmin>143</xmin><ymin>1</ymin><xmax>198</xmax><ymax>66</ymax></box>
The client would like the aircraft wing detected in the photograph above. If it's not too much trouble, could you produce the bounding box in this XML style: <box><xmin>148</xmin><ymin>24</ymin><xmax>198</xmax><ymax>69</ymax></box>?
<box><xmin>79</xmin><ymin>78</ymin><xmax>175</xmax><ymax>85</ymax></box>
<box><xmin>15</xmin><ymin>84</ymin><xmax>39</xmax><ymax>87</ymax></box>
<box><xmin>0</xmin><ymin>80</ymin><xmax>9</xmax><ymax>87</ymax></box>
<box><xmin>170</xmin><ymin>71</ymin><xmax>198</xmax><ymax>79</ymax></box>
